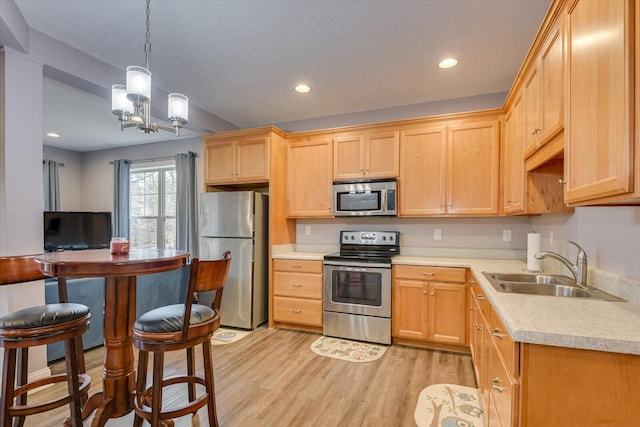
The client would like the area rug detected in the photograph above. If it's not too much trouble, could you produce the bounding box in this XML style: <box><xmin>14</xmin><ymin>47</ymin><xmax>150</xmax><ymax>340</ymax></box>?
<box><xmin>414</xmin><ymin>383</ymin><xmax>485</xmax><ymax>427</ymax></box>
<box><xmin>310</xmin><ymin>336</ymin><xmax>387</xmax><ymax>362</ymax></box>
<box><xmin>210</xmin><ymin>327</ymin><xmax>252</xmax><ymax>345</ymax></box>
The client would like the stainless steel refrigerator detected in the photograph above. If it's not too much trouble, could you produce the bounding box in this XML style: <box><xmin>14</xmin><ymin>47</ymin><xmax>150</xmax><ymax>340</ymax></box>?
<box><xmin>199</xmin><ymin>191</ymin><xmax>268</xmax><ymax>330</ymax></box>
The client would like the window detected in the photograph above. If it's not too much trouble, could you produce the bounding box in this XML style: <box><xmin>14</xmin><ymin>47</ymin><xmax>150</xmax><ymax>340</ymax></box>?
<box><xmin>129</xmin><ymin>166</ymin><xmax>176</xmax><ymax>249</ymax></box>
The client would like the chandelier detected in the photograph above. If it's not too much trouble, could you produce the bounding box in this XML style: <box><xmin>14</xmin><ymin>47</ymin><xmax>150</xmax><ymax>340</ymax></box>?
<box><xmin>111</xmin><ymin>0</ymin><xmax>188</xmax><ymax>135</ymax></box>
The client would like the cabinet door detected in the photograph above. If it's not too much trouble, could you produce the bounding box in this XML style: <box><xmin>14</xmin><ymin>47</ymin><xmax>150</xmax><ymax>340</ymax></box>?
<box><xmin>504</xmin><ymin>96</ymin><xmax>525</xmax><ymax>214</ymax></box>
<box><xmin>287</xmin><ymin>139</ymin><xmax>333</xmax><ymax>217</ymax></box>
<box><xmin>235</xmin><ymin>137</ymin><xmax>269</xmax><ymax>183</ymax></box>
<box><xmin>365</xmin><ymin>131</ymin><xmax>399</xmax><ymax>178</ymax></box>
<box><xmin>399</xmin><ymin>127</ymin><xmax>447</xmax><ymax>216</ymax></box>
<box><xmin>333</xmin><ymin>135</ymin><xmax>364</xmax><ymax>180</ymax></box>
<box><xmin>447</xmin><ymin>121</ymin><xmax>500</xmax><ymax>215</ymax></box>
<box><xmin>565</xmin><ymin>0</ymin><xmax>634</xmax><ymax>204</ymax></box>
<box><xmin>523</xmin><ymin>66</ymin><xmax>541</xmax><ymax>155</ymax></box>
<box><xmin>428</xmin><ymin>282</ymin><xmax>467</xmax><ymax>345</ymax></box>
<box><xmin>392</xmin><ymin>279</ymin><xmax>427</xmax><ymax>340</ymax></box>
<box><xmin>204</xmin><ymin>141</ymin><xmax>235</xmax><ymax>184</ymax></box>
<box><xmin>539</xmin><ymin>18</ymin><xmax>564</xmax><ymax>143</ymax></box>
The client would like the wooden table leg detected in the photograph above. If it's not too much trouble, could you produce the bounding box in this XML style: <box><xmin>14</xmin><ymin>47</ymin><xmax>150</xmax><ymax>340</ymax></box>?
<box><xmin>83</xmin><ymin>275</ymin><xmax>137</xmax><ymax>426</ymax></box>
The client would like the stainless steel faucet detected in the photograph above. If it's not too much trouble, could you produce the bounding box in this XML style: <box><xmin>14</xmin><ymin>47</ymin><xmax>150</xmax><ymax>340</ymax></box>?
<box><xmin>535</xmin><ymin>241</ymin><xmax>589</xmax><ymax>289</ymax></box>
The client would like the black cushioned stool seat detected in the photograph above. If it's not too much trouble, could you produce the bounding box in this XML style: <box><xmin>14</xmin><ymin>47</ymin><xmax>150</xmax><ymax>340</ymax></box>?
<box><xmin>0</xmin><ymin>255</ymin><xmax>91</xmax><ymax>427</ymax></box>
<box><xmin>134</xmin><ymin>304</ymin><xmax>215</xmax><ymax>334</ymax></box>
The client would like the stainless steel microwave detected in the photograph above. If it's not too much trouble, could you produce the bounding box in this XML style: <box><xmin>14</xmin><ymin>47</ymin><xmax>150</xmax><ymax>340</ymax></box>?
<box><xmin>332</xmin><ymin>179</ymin><xmax>397</xmax><ymax>216</ymax></box>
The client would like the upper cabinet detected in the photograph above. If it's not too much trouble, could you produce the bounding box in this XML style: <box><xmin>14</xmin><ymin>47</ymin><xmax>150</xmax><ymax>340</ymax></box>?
<box><xmin>333</xmin><ymin>130</ymin><xmax>399</xmax><ymax>180</ymax></box>
<box><xmin>203</xmin><ymin>129</ymin><xmax>273</xmax><ymax>185</ymax></box>
<box><xmin>503</xmin><ymin>94</ymin><xmax>526</xmax><ymax>215</ymax></box>
<box><xmin>399</xmin><ymin>117</ymin><xmax>500</xmax><ymax>216</ymax></box>
<box><xmin>524</xmin><ymin>18</ymin><xmax>564</xmax><ymax>158</ymax></box>
<box><xmin>287</xmin><ymin>137</ymin><xmax>333</xmax><ymax>218</ymax></box>
<box><xmin>564</xmin><ymin>0</ymin><xmax>636</xmax><ymax>205</ymax></box>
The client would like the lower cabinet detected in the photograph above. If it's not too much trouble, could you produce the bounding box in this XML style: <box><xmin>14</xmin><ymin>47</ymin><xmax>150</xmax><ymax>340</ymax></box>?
<box><xmin>273</xmin><ymin>259</ymin><xmax>323</xmax><ymax>327</ymax></box>
<box><xmin>393</xmin><ymin>265</ymin><xmax>467</xmax><ymax>345</ymax></box>
<box><xmin>469</xmin><ymin>277</ymin><xmax>518</xmax><ymax>427</ymax></box>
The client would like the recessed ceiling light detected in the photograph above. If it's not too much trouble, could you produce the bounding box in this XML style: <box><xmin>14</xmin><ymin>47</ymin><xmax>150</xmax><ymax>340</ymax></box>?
<box><xmin>295</xmin><ymin>84</ymin><xmax>311</xmax><ymax>93</ymax></box>
<box><xmin>438</xmin><ymin>58</ymin><xmax>458</xmax><ymax>69</ymax></box>
<box><xmin>46</xmin><ymin>132</ymin><xmax>60</xmax><ymax>138</ymax></box>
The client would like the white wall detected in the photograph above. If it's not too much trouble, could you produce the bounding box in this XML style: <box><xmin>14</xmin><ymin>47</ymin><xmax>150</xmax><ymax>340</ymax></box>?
<box><xmin>296</xmin><ymin>216</ymin><xmax>532</xmax><ymax>250</ymax></box>
<box><xmin>531</xmin><ymin>207</ymin><xmax>640</xmax><ymax>280</ymax></box>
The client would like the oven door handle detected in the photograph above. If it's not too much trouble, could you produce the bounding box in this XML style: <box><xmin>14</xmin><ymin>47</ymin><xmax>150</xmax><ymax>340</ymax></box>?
<box><xmin>323</xmin><ymin>261</ymin><xmax>391</xmax><ymax>269</ymax></box>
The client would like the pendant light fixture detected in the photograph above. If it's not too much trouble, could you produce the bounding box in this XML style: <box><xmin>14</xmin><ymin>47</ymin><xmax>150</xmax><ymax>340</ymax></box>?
<box><xmin>112</xmin><ymin>0</ymin><xmax>188</xmax><ymax>136</ymax></box>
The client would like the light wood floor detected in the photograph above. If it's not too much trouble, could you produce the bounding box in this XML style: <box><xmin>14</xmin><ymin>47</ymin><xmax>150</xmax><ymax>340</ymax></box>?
<box><xmin>24</xmin><ymin>326</ymin><xmax>475</xmax><ymax>426</ymax></box>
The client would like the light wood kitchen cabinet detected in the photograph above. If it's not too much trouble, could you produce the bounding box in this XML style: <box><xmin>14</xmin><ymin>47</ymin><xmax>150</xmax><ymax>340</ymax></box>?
<box><xmin>523</xmin><ymin>18</ymin><xmax>564</xmax><ymax>158</ymax></box>
<box><xmin>503</xmin><ymin>94</ymin><xmax>525</xmax><ymax>215</ymax></box>
<box><xmin>333</xmin><ymin>130</ymin><xmax>399</xmax><ymax>180</ymax></box>
<box><xmin>393</xmin><ymin>265</ymin><xmax>467</xmax><ymax>346</ymax></box>
<box><xmin>286</xmin><ymin>138</ymin><xmax>333</xmax><ymax>217</ymax></box>
<box><xmin>203</xmin><ymin>134</ymin><xmax>270</xmax><ymax>184</ymax></box>
<box><xmin>565</xmin><ymin>0</ymin><xmax>635</xmax><ymax>205</ymax></box>
<box><xmin>399</xmin><ymin>119</ymin><xmax>499</xmax><ymax>216</ymax></box>
<box><xmin>272</xmin><ymin>259</ymin><xmax>323</xmax><ymax>327</ymax></box>
<box><xmin>447</xmin><ymin>121</ymin><xmax>500</xmax><ymax>215</ymax></box>
<box><xmin>469</xmin><ymin>276</ymin><xmax>518</xmax><ymax>427</ymax></box>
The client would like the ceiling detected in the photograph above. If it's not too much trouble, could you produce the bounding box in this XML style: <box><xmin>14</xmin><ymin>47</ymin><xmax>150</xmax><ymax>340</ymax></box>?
<box><xmin>14</xmin><ymin>0</ymin><xmax>551</xmax><ymax>152</ymax></box>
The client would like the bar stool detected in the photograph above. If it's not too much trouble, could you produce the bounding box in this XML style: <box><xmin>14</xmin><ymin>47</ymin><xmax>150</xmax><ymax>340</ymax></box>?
<box><xmin>133</xmin><ymin>252</ymin><xmax>231</xmax><ymax>427</ymax></box>
<box><xmin>0</xmin><ymin>255</ymin><xmax>91</xmax><ymax>427</ymax></box>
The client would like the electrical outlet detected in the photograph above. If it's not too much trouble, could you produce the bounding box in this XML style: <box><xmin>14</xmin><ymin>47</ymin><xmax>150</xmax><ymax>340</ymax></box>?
<box><xmin>549</xmin><ymin>230</ymin><xmax>554</xmax><ymax>245</ymax></box>
<box><xmin>305</xmin><ymin>225</ymin><xmax>311</xmax><ymax>236</ymax></box>
<box><xmin>503</xmin><ymin>229</ymin><xmax>512</xmax><ymax>242</ymax></box>
<box><xmin>434</xmin><ymin>229</ymin><xmax>442</xmax><ymax>240</ymax></box>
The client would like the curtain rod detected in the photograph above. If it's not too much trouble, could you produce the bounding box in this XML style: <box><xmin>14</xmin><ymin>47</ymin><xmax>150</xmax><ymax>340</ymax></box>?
<box><xmin>43</xmin><ymin>160</ymin><xmax>65</xmax><ymax>167</ymax></box>
<box><xmin>109</xmin><ymin>153</ymin><xmax>198</xmax><ymax>165</ymax></box>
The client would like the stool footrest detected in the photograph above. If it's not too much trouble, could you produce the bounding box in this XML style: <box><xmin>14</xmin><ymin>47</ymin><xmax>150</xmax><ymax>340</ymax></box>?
<box><xmin>135</xmin><ymin>376</ymin><xmax>209</xmax><ymax>421</ymax></box>
<box><xmin>9</xmin><ymin>373</ymin><xmax>91</xmax><ymax>417</ymax></box>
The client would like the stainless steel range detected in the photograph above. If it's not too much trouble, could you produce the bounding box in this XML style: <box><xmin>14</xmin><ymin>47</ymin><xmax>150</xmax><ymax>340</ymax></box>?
<box><xmin>323</xmin><ymin>230</ymin><xmax>399</xmax><ymax>345</ymax></box>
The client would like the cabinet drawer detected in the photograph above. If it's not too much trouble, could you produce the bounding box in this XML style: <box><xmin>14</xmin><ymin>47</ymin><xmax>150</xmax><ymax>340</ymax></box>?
<box><xmin>470</xmin><ymin>280</ymin><xmax>490</xmax><ymax>318</ymax></box>
<box><xmin>394</xmin><ymin>265</ymin><xmax>467</xmax><ymax>283</ymax></box>
<box><xmin>273</xmin><ymin>296</ymin><xmax>323</xmax><ymax>326</ymax></box>
<box><xmin>273</xmin><ymin>271</ymin><xmax>322</xmax><ymax>299</ymax></box>
<box><xmin>273</xmin><ymin>259</ymin><xmax>322</xmax><ymax>274</ymax></box>
<box><xmin>490</xmin><ymin>307</ymin><xmax>519</xmax><ymax>376</ymax></box>
<box><xmin>489</xmin><ymin>344</ymin><xmax>519</xmax><ymax>427</ymax></box>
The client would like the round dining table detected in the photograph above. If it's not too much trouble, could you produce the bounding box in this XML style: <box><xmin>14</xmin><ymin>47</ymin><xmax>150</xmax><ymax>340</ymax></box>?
<box><xmin>36</xmin><ymin>248</ymin><xmax>189</xmax><ymax>427</ymax></box>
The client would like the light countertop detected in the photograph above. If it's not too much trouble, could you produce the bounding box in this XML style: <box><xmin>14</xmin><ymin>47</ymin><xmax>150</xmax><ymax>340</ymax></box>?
<box><xmin>272</xmin><ymin>250</ymin><xmax>640</xmax><ymax>355</ymax></box>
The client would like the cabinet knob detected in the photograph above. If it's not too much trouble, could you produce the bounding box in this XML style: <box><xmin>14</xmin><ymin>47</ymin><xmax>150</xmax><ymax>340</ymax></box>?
<box><xmin>475</xmin><ymin>323</ymin><xmax>483</xmax><ymax>330</ymax></box>
<box><xmin>291</xmin><ymin>283</ymin><xmax>303</xmax><ymax>288</ymax></box>
<box><xmin>430</xmin><ymin>291</ymin><xmax>435</xmax><ymax>296</ymax></box>
<box><xmin>558</xmin><ymin>179</ymin><xmax>567</xmax><ymax>185</ymax></box>
<box><xmin>423</xmin><ymin>290</ymin><xmax>427</xmax><ymax>295</ymax></box>
<box><xmin>470</xmin><ymin>306</ymin><xmax>475</xmax><ymax>311</ymax></box>
<box><xmin>476</xmin><ymin>295</ymin><xmax>486</xmax><ymax>301</ymax></box>
<box><xmin>469</xmin><ymin>279</ymin><xmax>476</xmax><ymax>283</ymax></box>
<box><xmin>492</xmin><ymin>328</ymin><xmax>506</xmax><ymax>339</ymax></box>
<box><xmin>491</xmin><ymin>377</ymin><xmax>505</xmax><ymax>392</ymax></box>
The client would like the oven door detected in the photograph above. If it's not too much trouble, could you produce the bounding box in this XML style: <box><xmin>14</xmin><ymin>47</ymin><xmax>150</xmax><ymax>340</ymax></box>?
<box><xmin>323</xmin><ymin>261</ymin><xmax>391</xmax><ymax>318</ymax></box>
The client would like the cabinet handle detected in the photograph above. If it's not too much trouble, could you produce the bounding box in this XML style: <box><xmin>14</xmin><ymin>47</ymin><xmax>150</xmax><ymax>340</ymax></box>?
<box><xmin>476</xmin><ymin>295</ymin><xmax>486</xmax><ymax>301</ymax></box>
<box><xmin>291</xmin><ymin>284</ymin><xmax>303</xmax><ymax>288</ymax></box>
<box><xmin>558</xmin><ymin>179</ymin><xmax>566</xmax><ymax>185</ymax></box>
<box><xmin>422</xmin><ymin>272</ymin><xmax>435</xmax><ymax>276</ymax></box>
<box><xmin>291</xmin><ymin>264</ymin><xmax>303</xmax><ymax>269</ymax></box>
<box><xmin>292</xmin><ymin>309</ymin><xmax>302</xmax><ymax>313</ymax></box>
<box><xmin>448</xmin><ymin>204</ymin><xmax>453</xmax><ymax>209</ymax></box>
<box><xmin>475</xmin><ymin>323</ymin><xmax>483</xmax><ymax>330</ymax></box>
<box><xmin>492</xmin><ymin>328</ymin><xmax>506</xmax><ymax>339</ymax></box>
<box><xmin>491</xmin><ymin>378</ymin><xmax>505</xmax><ymax>392</ymax></box>
<box><xmin>470</xmin><ymin>306</ymin><xmax>475</xmax><ymax>311</ymax></box>
<box><xmin>531</xmin><ymin>128</ymin><xmax>542</xmax><ymax>135</ymax></box>
<box><xmin>469</xmin><ymin>279</ymin><xmax>476</xmax><ymax>283</ymax></box>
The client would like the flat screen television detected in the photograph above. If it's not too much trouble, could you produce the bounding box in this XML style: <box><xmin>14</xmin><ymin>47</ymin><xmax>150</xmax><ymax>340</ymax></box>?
<box><xmin>44</xmin><ymin>211</ymin><xmax>113</xmax><ymax>252</ymax></box>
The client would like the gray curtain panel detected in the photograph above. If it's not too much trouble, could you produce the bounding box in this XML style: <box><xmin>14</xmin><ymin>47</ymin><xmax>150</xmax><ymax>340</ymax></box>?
<box><xmin>113</xmin><ymin>159</ymin><xmax>130</xmax><ymax>238</ymax></box>
<box><xmin>43</xmin><ymin>160</ymin><xmax>60</xmax><ymax>211</ymax></box>
<box><xmin>175</xmin><ymin>151</ymin><xmax>198</xmax><ymax>258</ymax></box>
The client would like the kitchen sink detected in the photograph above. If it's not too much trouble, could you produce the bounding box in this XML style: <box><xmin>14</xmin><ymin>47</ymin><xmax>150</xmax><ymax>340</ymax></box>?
<box><xmin>484</xmin><ymin>272</ymin><xmax>575</xmax><ymax>285</ymax></box>
<box><xmin>482</xmin><ymin>272</ymin><xmax>626</xmax><ymax>301</ymax></box>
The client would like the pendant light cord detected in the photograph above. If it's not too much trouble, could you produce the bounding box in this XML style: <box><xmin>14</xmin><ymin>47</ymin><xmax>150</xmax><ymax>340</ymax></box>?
<box><xmin>144</xmin><ymin>0</ymin><xmax>151</xmax><ymax>70</ymax></box>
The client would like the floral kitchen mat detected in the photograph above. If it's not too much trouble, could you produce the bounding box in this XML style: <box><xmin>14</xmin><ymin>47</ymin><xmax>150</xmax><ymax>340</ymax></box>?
<box><xmin>310</xmin><ymin>336</ymin><xmax>387</xmax><ymax>362</ymax></box>
<box><xmin>211</xmin><ymin>327</ymin><xmax>252</xmax><ymax>345</ymax></box>
<box><xmin>414</xmin><ymin>383</ymin><xmax>485</xmax><ymax>427</ymax></box>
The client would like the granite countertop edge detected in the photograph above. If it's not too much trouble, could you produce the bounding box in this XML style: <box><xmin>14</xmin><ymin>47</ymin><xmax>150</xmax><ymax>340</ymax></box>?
<box><xmin>272</xmin><ymin>250</ymin><xmax>640</xmax><ymax>355</ymax></box>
